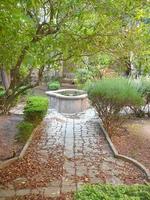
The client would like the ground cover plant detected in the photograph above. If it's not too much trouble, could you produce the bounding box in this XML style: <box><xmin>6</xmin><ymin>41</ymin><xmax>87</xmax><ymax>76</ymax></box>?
<box><xmin>75</xmin><ymin>184</ymin><xmax>150</xmax><ymax>200</ymax></box>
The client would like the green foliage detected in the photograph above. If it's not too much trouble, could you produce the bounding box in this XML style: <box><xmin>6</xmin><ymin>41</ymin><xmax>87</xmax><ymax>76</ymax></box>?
<box><xmin>87</xmin><ymin>78</ymin><xmax>142</xmax><ymax>108</ymax></box>
<box><xmin>18</xmin><ymin>86</ymin><xmax>30</xmax><ymax>95</ymax></box>
<box><xmin>0</xmin><ymin>86</ymin><xmax>5</xmax><ymax>97</ymax></box>
<box><xmin>0</xmin><ymin>0</ymin><xmax>149</xmax><ymax>113</ymax></box>
<box><xmin>17</xmin><ymin>95</ymin><xmax>48</xmax><ymax>143</ymax></box>
<box><xmin>86</xmin><ymin>78</ymin><xmax>143</xmax><ymax>133</ymax></box>
<box><xmin>75</xmin><ymin>184</ymin><xmax>150</xmax><ymax>200</ymax></box>
<box><xmin>75</xmin><ymin>68</ymin><xmax>93</xmax><ymax>87</ymax></box>
<box><xmin>24</xmin><ymin>96</ymin><xmax>49</xmax><ymax>125</ymax></box>
<box><xmin>75</xmin><ymin>65</ymin><xmax>102</xmax><ymax>89</ymax></box>
<box><xmin>138</xmin><ymin>78</ymin><xmax>150</xmax><ymax>103</ymax></box>
<box><xmin>16</xmin><ymin>121</ymin><xmax>34</xmax><ymax>143</ymax></box>
<box><xmin>130</xmin><ymin>77</ymin><xmax>150</xmax><ymax>117</ymax></box>
<box><xmin>47</xmin><ymin>81</ymin><xmax>61</xmax><ymax>90</ymax></box>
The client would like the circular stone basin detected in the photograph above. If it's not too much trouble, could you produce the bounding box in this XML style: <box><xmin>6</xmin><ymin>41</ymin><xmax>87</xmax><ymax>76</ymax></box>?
<box><xmin>46</xmin><ymin>89</ymin><xmax>90</xmax><ymax>113</ymax></box>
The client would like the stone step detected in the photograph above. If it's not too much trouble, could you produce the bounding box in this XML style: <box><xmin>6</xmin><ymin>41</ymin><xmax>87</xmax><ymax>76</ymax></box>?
<box><xmin>61</xmin><ymin>78</ymin><xmax>75</xmax><ymax>84</ymax></box>
<box><xmin>61</xmin><ymin>83</ymin><xmax>76</xmax><ymax>89</ymax></box>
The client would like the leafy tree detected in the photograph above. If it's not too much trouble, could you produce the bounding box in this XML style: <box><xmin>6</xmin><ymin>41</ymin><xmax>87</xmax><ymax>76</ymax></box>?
<box><xmin>0</xmin><ymin>0</ymin><xmax>95</xmax><ymax>113</ymax></box>
<box><xmin>0</xmin><ymin>0</ymin><xmax>149</xmax><ymax>113</ymax></box>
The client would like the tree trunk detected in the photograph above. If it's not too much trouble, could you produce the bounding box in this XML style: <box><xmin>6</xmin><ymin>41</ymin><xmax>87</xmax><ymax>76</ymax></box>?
<box><xmin>0</xmin><ymin>69</ymin><xmax>10</xmax><ymax>90</ymax></box>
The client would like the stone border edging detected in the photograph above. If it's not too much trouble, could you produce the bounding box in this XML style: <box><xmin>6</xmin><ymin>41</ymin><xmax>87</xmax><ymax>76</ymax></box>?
<box><xmin>100</xmin><ymin>124</ymin><xmax>150</xmax><ymax>182</ymax></box>
<box><xmin>0</xmin><ymin>124</ymin><xmax>40</xmax><ymax>169</ymax></box>
<box><xmin>19</xmin><ymin>125</ymin><xmax>40</xmax><ymax>159</ymax></box>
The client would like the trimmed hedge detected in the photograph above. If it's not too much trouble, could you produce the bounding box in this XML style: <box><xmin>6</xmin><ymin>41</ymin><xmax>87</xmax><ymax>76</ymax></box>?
<box><xmin>24</xmin><ymin>96</ymin><xmax>49</xmax><ymax>125</ymax></box>
<box><xmin>16</xmin><ymin>121</ymin><xmax>34</xmax><ymax>143</ymax></box>
<box><xmin>16</xmin><ymin>96</ymin><xmax>48</xmax><ymax>143</ymax></box>
<box><xmin>75</xmin><ymin>184</ymin><xmax>150</xmax><ymax>200</ymax></box>
<box><xmin>47</xmin><ymin>80</ymin><xmax>61</xmax><ymax>90</ymax></box>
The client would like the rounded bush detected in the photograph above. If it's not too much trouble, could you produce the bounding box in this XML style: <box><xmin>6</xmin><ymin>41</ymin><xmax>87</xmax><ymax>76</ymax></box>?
<box><xmin>86</xmin><ymin>78</ymin><xmax>143</xmax><ymax>133</ymax></box>
<box><xmin>87</xmin><ymin>78</ymin><xmax>143</xmax><ymax>107</ymax></box>
<box><xmin>24</xmin><ymin>96</ymin><xmax>49</xmax><ymax>124</ymax></box>
<box><xmin>47</xmin><ymin>81</ymin><xmax>60</xmax><ymax>90</ymax></box>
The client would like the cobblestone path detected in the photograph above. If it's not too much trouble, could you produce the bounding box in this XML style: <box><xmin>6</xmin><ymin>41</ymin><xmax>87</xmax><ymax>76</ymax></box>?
<box><xmin>0</xmin><ymin>109</ymin><xmax>147</xmax><ymax>199</ymax></box>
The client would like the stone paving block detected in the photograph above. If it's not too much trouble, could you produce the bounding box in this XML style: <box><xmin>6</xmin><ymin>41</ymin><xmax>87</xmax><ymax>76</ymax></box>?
<box><xmin>16</xmin><ymin>189</ymin><xmax>31</xmax><ymax>196</ymax></box>
<box><xmin>91</xmin><ymin>177</ymin><xmax>103</xmax><ymax>184</ymax></box>
<box><xmin>76</xmin><ymin>165</ymin><xmax>87</xmax><ymax>177</ymax></box>
<box><xmin>0</xmin><ymin>190</ymin><xmax>15</xmax><ymax>198</ymax></box>
<box><xmin>0</xmin><ymin>108</ymin><xmax>147</xmax><ymax>199</ymax></box>
<box><xmin>48</xmin><ymin>180</ymin><xmax>61</xmax><ymax>187</ymax></box>
<box><xmin>61</xmin><ymin>184</ymin><xmax>76</xmax><ymax>193</ymax></box>
<box><xmin>31</xmin><ymin>187</ymin><xmax>46</xmax><ymax>195</ymax></box>
<box><xmin>44</xmin><ymin>187</ymin><xmax>60</xmax><ymax>197</ymax></box>
<box><xmin>64</xmin><ymin>150</ymin><xmax>74</xmax><ymax>158</ymax></box>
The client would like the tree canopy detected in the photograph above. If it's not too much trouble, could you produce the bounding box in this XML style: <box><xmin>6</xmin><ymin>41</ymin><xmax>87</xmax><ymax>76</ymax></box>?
<box><xmin>0</xmin><ymin>0</ymin><xmax>149</xmax><ymax>112</ymax></box>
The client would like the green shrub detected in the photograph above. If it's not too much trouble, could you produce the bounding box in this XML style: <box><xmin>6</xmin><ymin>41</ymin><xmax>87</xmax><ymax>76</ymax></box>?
<box><xmin>75</xmin><ymin>67</ymin><xmax>102</xmax><ymax>89</ymax></box>
<box><xmin>86</xmin><ymin>78</ymin><xmax>143</xmax><ymax>134</ymax></box>
<box><xmin>24</xmin><ymin>96</ymin><xmax>49</xmax><ymax>125</ymax></box>
<box><xmin>130</xmin><ymin>77</ymin><xmax>150</xmax><ymax>117</ymax></box>
<box><xmin>75</xmin><ymin>68</ymin><xmax>93</xmax><ymax>85</ymax></box>
<box><xmin>75</xmin><ymin>184</ymin><xmax>150</xmax><ymax>200</ymax></box>
<box><xmin>16</xmin><ymin>121</ymin><xmax>34</xmax><ymax>143</ymax></box>
<box><xmin>47</xmin><ymin>81</ymin><xmax>61</xmax><ymax>90</ymax></box>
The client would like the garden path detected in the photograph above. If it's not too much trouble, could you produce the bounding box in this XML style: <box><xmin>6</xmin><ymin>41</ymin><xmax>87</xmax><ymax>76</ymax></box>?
<box><xmin>0</xmin><ymin>109</ymin><xmax>147</xmax><ymax>199</ymax></box>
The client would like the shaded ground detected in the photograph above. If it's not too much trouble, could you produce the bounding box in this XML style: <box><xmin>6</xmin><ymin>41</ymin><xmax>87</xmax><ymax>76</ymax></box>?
<box><xmin>0</xmin><ymin>115</ymin><xmax>23</xmax><ymax>161</ymax></box>
<box><xmin>112</xmin><ymin>118</ymin><xmax>150</xmax><ymax>170</ymax></box>
<box><xmin>0</xmin><ymin>110</ymin><xmax>148</xmax><ymax>199</ymax></box>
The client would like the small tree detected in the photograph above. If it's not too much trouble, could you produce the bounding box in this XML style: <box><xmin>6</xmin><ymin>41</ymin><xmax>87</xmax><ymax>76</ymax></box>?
<box><xmin>0</xmin><ymin>0</ymin><xmax>94</xmax><ymax>113</ymax></box>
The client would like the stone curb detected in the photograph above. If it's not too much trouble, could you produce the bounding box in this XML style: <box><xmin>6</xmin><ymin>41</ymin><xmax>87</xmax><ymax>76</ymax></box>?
<box><xmin>100</xmin><ymin>124</ymin><xmax>150</xmax><ymax>182</ymax></box>
<box><xmin>0</xmin><ymin>124</ymin><xmax>41</xmax><ymax>169</ymax></box>
<box><xmin>0</xmin><ymin>157</ymin><xmax>19</xmax><ymax>169</ymax></box>
<box><xmin>19</xmin><ymin>124</ymin><xmax>41</xmax><ymax>159</ymax></box>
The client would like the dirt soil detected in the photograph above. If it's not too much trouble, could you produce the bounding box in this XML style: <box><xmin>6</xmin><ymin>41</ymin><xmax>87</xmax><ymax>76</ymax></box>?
<box><xmin>112</xmin><ymin>118</ymin><xmax>150</xmax><ymax>171</ymax></box>
<box><xmin>0</xmin><ymin>115</ymin><xmax>23</xmax><ymax>160</ymax></box>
